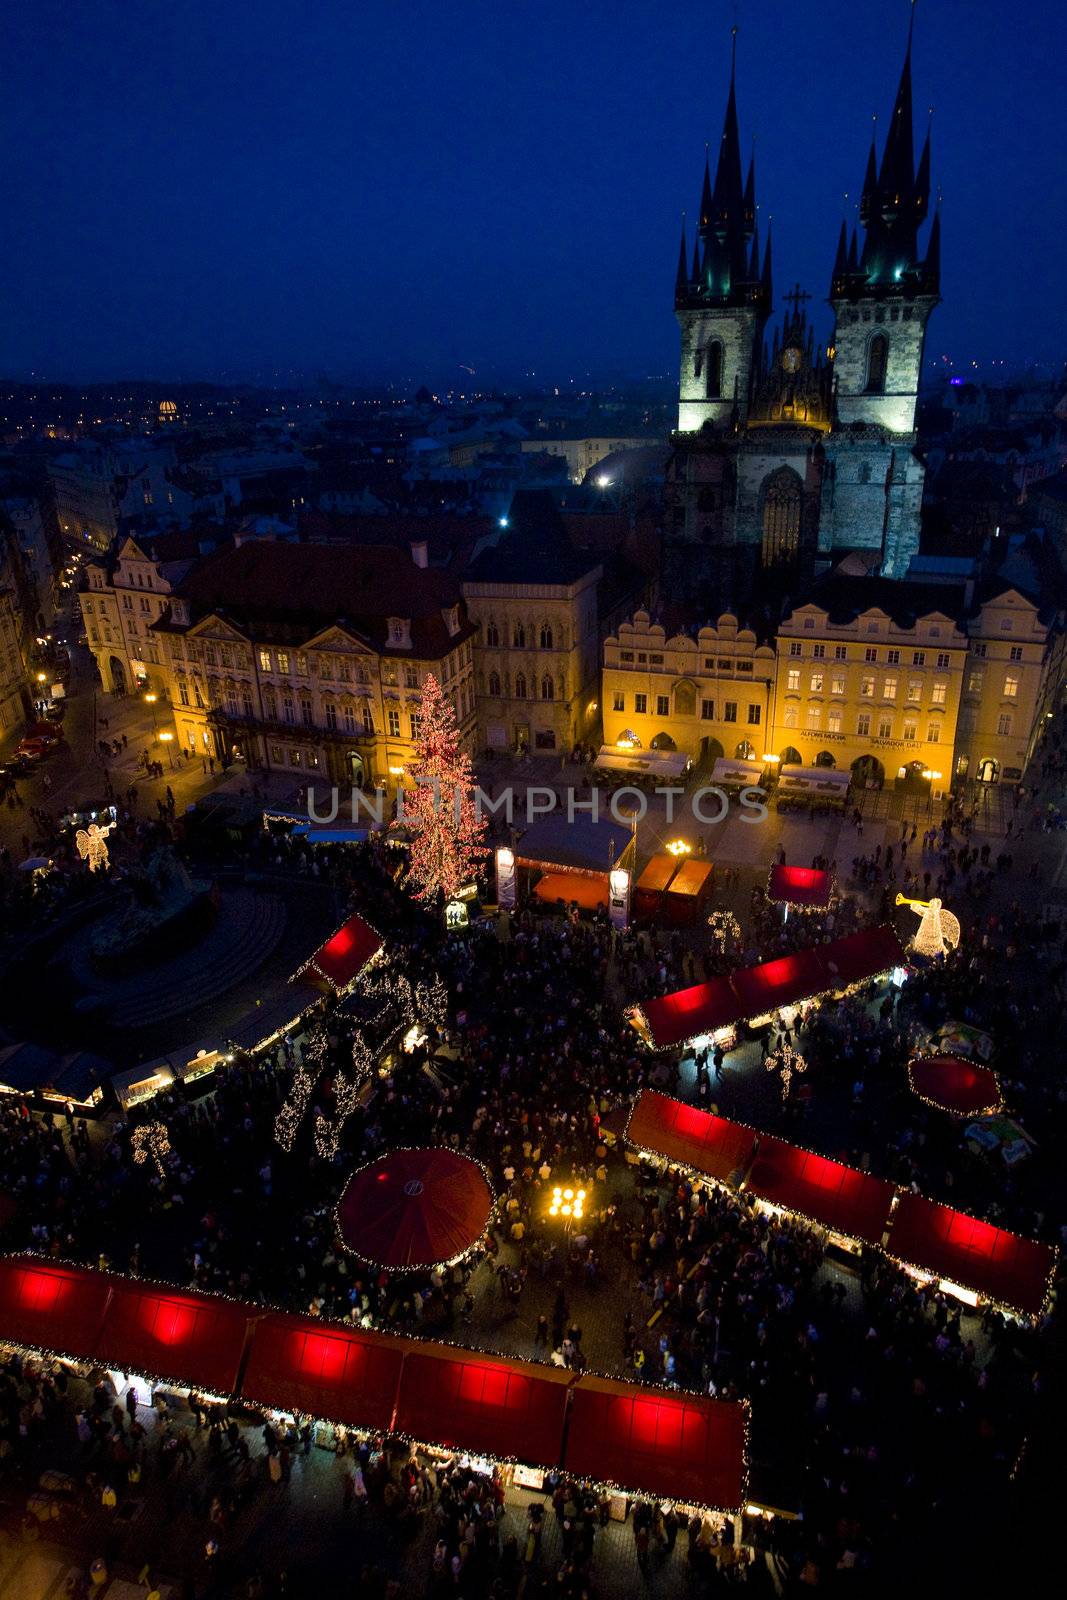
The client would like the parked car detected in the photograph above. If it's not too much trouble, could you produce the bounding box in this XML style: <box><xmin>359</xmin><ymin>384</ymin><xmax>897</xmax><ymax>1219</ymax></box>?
<box><xmin>15</xmin><ymin>738</ymin><xmax>56</xmax><ymax>761</ymax></box>
<box><xmin>23</xmin><ymin>721</ymin><xmax>63</xmax><ymax>743</ymax></box>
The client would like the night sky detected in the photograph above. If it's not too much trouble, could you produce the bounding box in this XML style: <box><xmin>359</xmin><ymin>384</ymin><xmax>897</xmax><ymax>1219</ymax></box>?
<box><xmin>4</xmin><ymin>0</ymin><xmax>1064</xmax><ymax>386</ymax></box>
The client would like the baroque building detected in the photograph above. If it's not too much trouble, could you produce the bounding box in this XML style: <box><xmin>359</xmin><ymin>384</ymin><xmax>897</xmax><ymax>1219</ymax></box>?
<box><xmin>666</xmin><ymin>19</ymin><xmax>940</xmax><ymax>607</ymax></box>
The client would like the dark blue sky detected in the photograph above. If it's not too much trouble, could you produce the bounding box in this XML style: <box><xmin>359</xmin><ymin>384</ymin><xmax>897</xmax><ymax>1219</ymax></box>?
<box><xmin>4</xmin><ymin>0</ymin><xmax>1064</xmax><ymax>385</ymax></box>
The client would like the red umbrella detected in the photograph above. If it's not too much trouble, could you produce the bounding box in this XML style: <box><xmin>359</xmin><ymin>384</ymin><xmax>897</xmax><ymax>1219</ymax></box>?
<box><xmin>337</xmin><ymin>1149</ymin><xmax>494</xmax><ymax>1270</ymax></box>
<box><xmin>908</xmin><ymin>1054</ymin><xmax>1002</xmax><ymax>1117</ymax></box>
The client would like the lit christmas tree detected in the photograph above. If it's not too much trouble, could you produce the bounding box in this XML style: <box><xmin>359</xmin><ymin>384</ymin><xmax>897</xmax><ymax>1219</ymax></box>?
<box><xmin>401</xmin><ymin>672</ymin><xmax>488</xmax><ymax>902</ymax></box>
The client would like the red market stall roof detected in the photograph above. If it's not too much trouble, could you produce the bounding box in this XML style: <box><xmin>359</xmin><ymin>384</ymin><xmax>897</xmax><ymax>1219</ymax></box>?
<box><xmin>636</xmin><ymin>978</ymin><xmax>743</xmax><ymax>1051</ymax></box>
<box><xmin>634</xmin><ymin>925</ymin><xmax>906</xmax><ymax>1050</ymax></box>
<box><xmin>627</xmin><ymin>1092</ymin><xmax>756</xmax><ymax>1184</ymax></box>
<box><xmin>0</xmin><ymin>1257</ymin><xmax>111</xmax><ymax>1359</ymax></box>
<box><xmin>337</xmin><ymin>1149</ymin><xmax>494</xmax><ymax>1270</ymax></box>
<box><xmin>767</xmin><ymin>865</ymin><xmax>833</xmax><ymax>909</ymax></box>
<box><xmin>296</xmin><ymin>914</ymin><xmax>382</xmax><ymax>992</ymax></box>
<box><xmin>746</xmin><ymin>1138</ymin><xmax>895</xmax><ymax>1246</ymax></box>
<box><xmin>393</xmin><ymin>1344</ymin><xmax>572</xmax><ymax>1469</ymax></box>
<box><xmin>908</xmin><ymin>1054</ymin><xmax>1002</xmax><ymax>1117</ymax></box>
<box><xmin>242</xmin><ymin>1313</ymin><xmax>405</xmax><ymax>1431</ymax></box>
<box><xmin>886</xmin><ymin>1195</ymin><xmax>1057</xmax><ymax>1316</ymax></box>
<box><xmin>97</xmin><ymin>1279</ymin><xmax>250</xmax><ymax>1395</ymax></box>
<box><xmin>533</xmin><ymin>872</ymin><xmax>608</xmax><ymax>911</ymax></box>
<box><xmin>730</xmin><ymin>945</ymin><xmax>828</xmax><ymax>1018</ymax></box>
<box><xmin>564</xmin><ymin>1377</ymin><xmax>747</xmax><ymax>1511</ymax></box>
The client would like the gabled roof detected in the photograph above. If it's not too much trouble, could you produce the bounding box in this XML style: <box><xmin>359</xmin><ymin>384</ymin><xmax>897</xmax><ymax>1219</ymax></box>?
<box><xmin>785</xmin><ymin>573</ymin><xmax>968</xmax><ymax>630</ymax></box>
<box><xmin>464</xmin><ymin>490</ymin><xmax>600</xmax><ymax>586</ymax></box>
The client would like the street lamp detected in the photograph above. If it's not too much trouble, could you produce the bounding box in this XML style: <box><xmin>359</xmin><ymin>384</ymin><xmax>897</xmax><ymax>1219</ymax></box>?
<box><xmin>159</xmin><ymin>731</ymin><xmax>175</xmax><ymax>770</ymax></box>
<box><xmin>144</xmin><ymin>691</ymin><xmax>159</xmax><ymax>736</ymax></box>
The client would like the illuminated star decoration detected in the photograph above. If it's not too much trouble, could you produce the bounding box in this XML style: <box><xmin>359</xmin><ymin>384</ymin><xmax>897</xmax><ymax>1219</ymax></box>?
<box><xmin>131</xmin><ymin>1121</ymin><xmax>170</xmax><ymax>1182</ymax></box>
<box><xmin>764</xmin><ymin>1043</ymin><xmax>807</xmax><ymax>1100</ymax></box>
<box><xmin>75</xmin><ymin>820</ymin><xmax>115</xmax><ymax>872</ymax></box>
<box><xmin>896</xmin><ymin>893</ymin><xmax>961</xmax><ymax>958</ymax></box>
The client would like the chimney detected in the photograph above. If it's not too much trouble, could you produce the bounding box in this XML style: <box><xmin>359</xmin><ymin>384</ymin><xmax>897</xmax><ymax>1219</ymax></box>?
<box><xmin>410</xmin><ymin>540</ymin><xmax>429</xmax><ymax>569</ymax></box>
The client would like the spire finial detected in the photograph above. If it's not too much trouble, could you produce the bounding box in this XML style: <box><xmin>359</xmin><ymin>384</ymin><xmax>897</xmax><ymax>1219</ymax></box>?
<box><xmin>731</xmin><ymin>23</ymin><xmax>737</xmax><ymax>80</ymax></box>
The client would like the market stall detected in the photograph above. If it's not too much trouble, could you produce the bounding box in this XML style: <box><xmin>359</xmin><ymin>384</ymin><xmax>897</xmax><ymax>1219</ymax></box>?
<box><xmin>0</xmin><ymin>1257</ymin><xmax>111</xmax><ymax>1359</ymax></box>
<box><xmin>594</xmin><ymin>744</ymin><xmax>692</xmax><ymax>786</ymax></box>
<box><xmin>241</xmin><ymin>1313</ymin><xmax>406</xmax><ymax>1430</ymax></box>
<box><xmin>767</xmin><ymin>865</ymin><xmax>834</xmax><ymax>913</ymax></box>
<box><xmin>908</xmin><ymin>1054</ymin><xmax>1002</xmax><ymax>1117</ymax></box>
<box><xmin>885</xmin><ymin>1194</ymin><xmax>1056</xmax><ymax>1316</ymax></box>
<box><xmin>392</xmin><ymin>1345</ymin><xmax>573</xmax><ymax>1471</ymax></box>
<box><xmin>563</xmin><ymin>1377</ymin><xmax>748</xmax><ymax>1511</ymax></box>
<box><xmin>97</xmin><ymin>1278</ymin><xmax>249</xmax><ymax>1396</ymax></box>
<box><xmin>630</xmin><ymin>976</ymin><xmax>744</xmax><ymax>1051</ymax></box>
<box><xmin>292</xmin><ymin>913</ymin><xmax>383</xmax><ymax>995</ymax></box>
<box><xmin>775</xmin><ymin>766</ymin><xmax>850</xmax><ymax>813</ymax></box>
<box><xmin>708</xmin><ymin>757</ymin><xmax>764</xmax><ymax>796</ymax></box>
<box><xmin>633</xmin><ymin>853</ymin><xmax>681</xmax><ymax>922</ymax></box>
<box><xmin>745</xmin><ymin>1138</ymin><xmax>896</xmax><ymax>1247</ymax></box>
<box><xmin>626</xmin><ymin>1091</ymin><xmax>756</xmax><ymax>1183</ymax></box>
<box><xmin>665</xmin><ymin>859</ymin><xmax>715</xmax><ymax>926</ymax></box>
<box><xmin>336</xmin><ymin>1149</ymin><xmax>494</xmax><ymax>1270</ymax></box>
<box><xmin>501</xmin><ymin>814</ymin><xmax>635</xmax><ymax>926</ymax></box>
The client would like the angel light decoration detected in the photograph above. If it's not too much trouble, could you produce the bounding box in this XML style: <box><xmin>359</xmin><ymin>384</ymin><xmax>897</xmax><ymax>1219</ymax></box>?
<box><xmin>895</xmin><ymin>893</ymin><xmax>961</xmax><ymax>958</ymax></box>
<box><xmin>75</xmin><ymin>820</ymin><xmax>115</xmax><ymax>873</ymax></box>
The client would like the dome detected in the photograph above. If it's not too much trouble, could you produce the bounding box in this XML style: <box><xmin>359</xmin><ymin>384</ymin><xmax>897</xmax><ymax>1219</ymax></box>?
<box><xmin>158</xmin><ymin>399</ymin><xmax>178</xmax><ymax>417</ymax></box>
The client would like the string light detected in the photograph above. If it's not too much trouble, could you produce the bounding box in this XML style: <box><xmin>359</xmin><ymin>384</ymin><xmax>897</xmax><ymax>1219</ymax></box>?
<box><xmin>763</xmin><ymin>1043</ymin><xmax>807</xmax><ymax>1100</ymax></box>
<box><xmin>130</xmin><ymin>1122</ymin><xmax>170</xmax><ymax>1182</ymax></box>
<box><xmin>896</xmin><ymin>893</ymin><xmax>961</xmax><ymax>957</ymax></box>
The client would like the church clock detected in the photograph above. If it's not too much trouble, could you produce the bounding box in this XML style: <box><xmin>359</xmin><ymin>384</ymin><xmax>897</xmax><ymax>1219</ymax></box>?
<box><xmin>781</xmin><ymin>346</ymin><xmax>802</xmax><ymax>373</ymax></box>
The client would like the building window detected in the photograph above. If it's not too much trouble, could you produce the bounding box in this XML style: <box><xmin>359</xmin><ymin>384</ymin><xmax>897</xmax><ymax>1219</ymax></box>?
<box><xmin>226</xmin><ymin>687</ymin><xmax>238</xmax><ymax>716</ymax></box>
<box><xmin>931</xmin><ymin>681</ymin><xmax>947</xmax><ymax>705</ymax></box>
<box><xmin>903</xmin><ymin>721</ymin><xmax>917</xmax><ymax>741</ymax></box>
<box><xmin>865</xmin><ymin>332</ymin><xmax>888</xmax><ymax>394</ymax></box>
<box><xmin>404</xmin><ymin>666</ymin><xmax>418</xmax><ymax>689</ymax></box>
<box><xmin>835</xmin><ymin>645</ymin><xmax>848</xmax><ymax>660</ymax></box>
<box><xmin>878</xmin><ymin>717</ymin><xmax>892</xmax><ymax>738</ymax></box>
<box><xmin>784</xmin><ymin>705</ymin><xmax>799</xmax><ymax>728</ymax></box>
<box><xmin>1003</xmin><ymin>674</ymin><xmax>1019</xmax><ymax>698</ymax></box>
<box><xmin>387</xmin><ymin>709</ymin><xmax>400</xmax><ymax>737</ymax></box>
<box><xmin>288</xmin><ymin>748</ymin><xmax>302</xmax><ymax>766</ymax></box>
<box><xmin>1009</xmin><ymin>645</ymin><xmax>1023</xmax><ymax>662</ymax></box>
<box><xmin>300</xmin><ymin>696</ymin><xmax>313</xmax><ymax>725</ymax></box>
<box><xmin>723</xmin><ymin>701</ymin><xmax>737</xmax><ymax>723</ymax></box>
<box><xmin>737</xmin><ymin>660</ymin><xmax>753</xmax><ymax>673</ymax></box>
<box><xmin>831</xmin><ymin>673</ymin><xmax>846</xmax><ymax>695</ymax></box>
<box><xmin>804</xmin><ymin>618</ymin><xmax>815</xmax><ymax>630</ymax></box>
<box><xmin>513</xmin><ymin>624</ymin><xmax>525</xmax><ymax>648</ymax></box>
<box><xmin>283</xmin><ymin>697</ymin><xmax>294</xmax><ymax>723</ymax></box>
<box><xmin>341</xmin><ymin>704</ymin><xmax>356</xmax><ymax>733</ymax></box>
<box><xmin>864</xmin><ymin>647</ymin><xmax>878</xmax><ymax>663</ymax></box>
<box><xmin>700</xmin><ymin>699</ymin><xmax>714</xmax><ymax>720</ymax></box>
<box><xmin>410</xmin><ymin>714</ymin><xmax>421</xmax><ymax>739</ymax></box>
<box><xmin>488</xmin><ymin>671</ymin><xmax>501</xmax><ymax>696</ymax></box>
<box><xmin>912</xmin><ymin>651</ymin><xmax>925</xmax><ymax>666</ymax></box>
<box><xmin>486</xmin><ymin>621</ymin><xmax>499</xmax><ymax>646</ymax></box>
<box><xmin>927</xmin><ymin>723</ymin><xmax>940</xmax><ymax>743</ymax></box>
<box><xmin>296</xmin><ymin>653</ymin><xmax>308</xmax><ymax>676</ymax></box>
<box><xmin>620</xmin><ymin>650</ymin><xmax>633</xmax><ymax>663</ymax></box>
<box><xmin>886</xmin><ymin>649</ymin><xmax>900</xmax><ymax>665</ymax></box>
<box><xmin>540</xmin><ymin>675</ymin><xmax>554</xmax><ymax>701</ymax></box>
<box><xmin>699</xmin><ymin>339</ymin><xmax>724</xmax><ymax>399</ymax></box>
<box><xmin>747</xmin><ymin>705</ymin><xmax>761</xmax><ymax>725</ymax></box>
<box><xmin>860</xmin><ymin>676</ymin><xmax>874</xmax><ymax>697</ymax></box>
<box><xmin>972</xmin><ymin>643</ymin><xmax>987</xmax><ymax>658</ymax></box>
<box><xmin>907</xmin><ymin>679</ymin><xmax>922</xmax><ymax>701</ymax></box>
<box><xmin>936</xmin><ymin>652</ymin><xmax>951</xmax><ymax>669</ymax></box>
<box><xmin>613</xmin><ymin>691</ymin><xmax>624</xmax><ymax>712</ymax></box>
<box><xmin>539</xmin><ymin>624</ymin><xmax>553</xmax><ymax>650</ymax></box>
<box><xmin>810</xmin><ymin>672</ymin><xmax>823</xmax><ymax>693</ymax></box>
<box><xmin>325</xmin><ymin>702</ymin><xmax>337</xmax><ymax>730</ymax></box>
<box><xmin>967</xmin><ymin>671</ymin><xmax>983</xmax><ymax>693</ymax></box>
<box><xmin>634</xmin><ymin>693</ymin><xmax>646</xmax><ymax>714</ymax></box>
<box><xmin>656</xmin><ymin>695</ymin><xmax>669</xmax><ymax>716</ymax></box>
<box><xmin>789</xmin><ymin>641</ymin><xmax>802</xmax><ymax>657</ymax></box>
<box><xmin>361</xmin><ymin>707</ymin><xmax>374</xmax><ymax>734</ymax></box>
<box><xmin>997</xmin><ymin>713</ymin><xmax>1013</xmax><ymax>736</ymax></box>
<box><xmin>883</xmin><ymin>677</ymin><xmax>897</xmax><ymax>700</ymax></box>
<box><xmin>760</xmin><ymin>468</ymin><xmax>802</xmax><ymax>567</ymax></box>
<box><xmin>857</xmin><ymin>712</ymin><xmax>871</xmax><ymax>736</ymax></box>
<box><xmin>827</xmin><ymin>708</ymin><xmax>842</xmax><ymax>733</ymax></box>
<box><xmin>805</xmin><ymin>705</ymin><xmax>820</xmax><ymax>730</ymax></box>
<box><xmin>178</xmin><ymin>680</ymin><xmax>189</xmax><ymax>706</ymax></box>
<box><xmin>812</xmin><ymin>644</ymin><xmax>826</xmax><ymax>659</ymax></box>
<box><xmin>787</xmin><ymin>669</ymin><xmax>800</xmax><ymax>691</ymax></box>
<box><xmin>515</xmin><ymin>673</ymin><xmax>527</xmax><ymax>699</ymax></box>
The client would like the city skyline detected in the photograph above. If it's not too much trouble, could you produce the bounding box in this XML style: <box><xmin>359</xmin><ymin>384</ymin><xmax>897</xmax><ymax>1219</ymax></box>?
<box><xmin>4</xmin><ymin>0</ymin><xmax>1065</xmax><ymax>384</ymax></box>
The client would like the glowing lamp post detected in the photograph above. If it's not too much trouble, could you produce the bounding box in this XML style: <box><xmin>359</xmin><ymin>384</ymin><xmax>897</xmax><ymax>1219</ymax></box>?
<box><xmin>159</xmin><ymin>730</ymin><xmax>175</xmax><ymax>770</ymax></box>
<box><xmin>548</xmin><ymin>1185</ymin><xmax>587</xmax><ymax>1226</ymax></box>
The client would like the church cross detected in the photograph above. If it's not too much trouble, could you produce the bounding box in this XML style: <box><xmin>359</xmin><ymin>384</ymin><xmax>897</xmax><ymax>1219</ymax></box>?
<box><xmin>784</xmin><ymin>284</ymin><xmax>811</xmax><ymax>316</ymax></box>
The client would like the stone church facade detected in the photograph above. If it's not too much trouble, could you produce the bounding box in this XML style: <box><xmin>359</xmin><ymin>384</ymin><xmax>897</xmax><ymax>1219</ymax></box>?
<box><xmin>665</xmin><ymin>21</ymin><xmax>940</xmax><ymax>610</ymax></box>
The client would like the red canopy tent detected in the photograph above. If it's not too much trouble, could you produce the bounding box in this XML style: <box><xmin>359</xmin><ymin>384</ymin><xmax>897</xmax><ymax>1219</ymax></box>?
<box><xmin>295</xmin><ymin>914</ymin><xmax>382</xmax><ymax>993</ymax></box>
<box><xmin>337</xmin><ymin>1149</ymin><xmax>494</xmax><ymax>1270</ymax></box>
<box><xmin>767</xmin><ymin>865</ymin><xmax>833</xmax><ymax>910</ymax></box>
<box><xmin>242</xmin><ymin>1313</ymin><xmax>405</xmax><ymax>1430</ymax></box>
<box><xmin>746</xmin><ymin>1138</ymin><xmax>895</xmax><ymax>1245</ymax></box>
<box><xmin>564</xmin><ymin>1377</ymin><xmax>747</xmax><ymax>1510</ymax></box>
<box><xmin>627</xmin><ymin>1092</ymin><xmax>756</xmax><ymax>1184</ymax></box>
<box><xmin>0</xmin><ymin>1257</ymin><xmax>111</xmax><ymax>1359</ymax></box>
<box><xmin>393</xmin><ymin>1345</ymin><xmax>572</xmax><ymax>1468</ymax></box>
<box><xmin>730</xmin><ymin>945</ymin><xmax>827</xmax><ymax>1018</ymax></box>
<box><xmin>817</xmin><ymin>925</ymin><xmax>904</xmax><ymax>989</ymax></box>
<box><xmin>908</xmin><ymin>1054</ymin><xmax>1002</xmax><ymax>1116</ymax></box>
<box><xmin>887</xmin><ymin>1194</ymin><xmax>1056</xmax><ymax>1316</ymax></box>
<box><xmin>97</xmin><ymin>1279</ymin><xmax>249</xmax><ymax>1395</ymax></box>
<box><xmin>635</xmin><ymin>977</ymin><xmax>743</xmax><ymax>1051</ymax></box>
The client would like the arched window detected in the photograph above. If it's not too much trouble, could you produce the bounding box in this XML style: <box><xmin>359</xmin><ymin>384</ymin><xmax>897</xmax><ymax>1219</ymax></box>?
<box><xmin>540</xmin><ymin>675</ymin><xmax>554</xmax><ymax>701</ymax></box>
<box><xmin>761</xmin><ymin>467</ymin><xmax>802</xmax><ymax>568</ymax></box>
<box><xmin>539</xmin><ymin>623</ymin><xmax>553</xmax><ymax>650</ymax></box>
<box><xmin>485</xmin><ymin>620</ymin><xmax>499</xmax><ymax>646</ymax></box>
<box><xmin>513</xmin><ymin>623</ymin><xmax>525</xmax><ymax>648</ymax></box>
<box><xmin>865</xmin><ymin>333</ymin><xmax>888</xmax><ymax>394</ymax></box>
<box><xmin>704</xmin><ymin>340</ymin><xmax>723</xmax><ymax>400</ymax></box>
<box><xmin>514</xmin><ymin>672</ymin><xmax>527</xmax><ymax>700</ymax></box>
<box><xmin>487</xmin><ymin>670</ymin><xmax>501</xmax><ymax>696</ymax></box>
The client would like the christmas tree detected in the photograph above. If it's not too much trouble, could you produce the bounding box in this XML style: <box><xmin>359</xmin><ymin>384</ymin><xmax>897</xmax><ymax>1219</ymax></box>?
<box><xmin>401</xmin><ymin>672</ymin><xmax>488</xmax><ymax>902</ymax></box>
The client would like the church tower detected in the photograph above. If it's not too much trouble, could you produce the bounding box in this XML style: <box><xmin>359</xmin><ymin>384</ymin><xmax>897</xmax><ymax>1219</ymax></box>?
<box><xmin>675</xmin><ymin>34</ymin><xmax>771</xmax><ymax>432</ymax></box>
<box><xmin>824</xmin><ymin>8</ymin><xmax>940</xmax><ymax>574</ymax></box>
